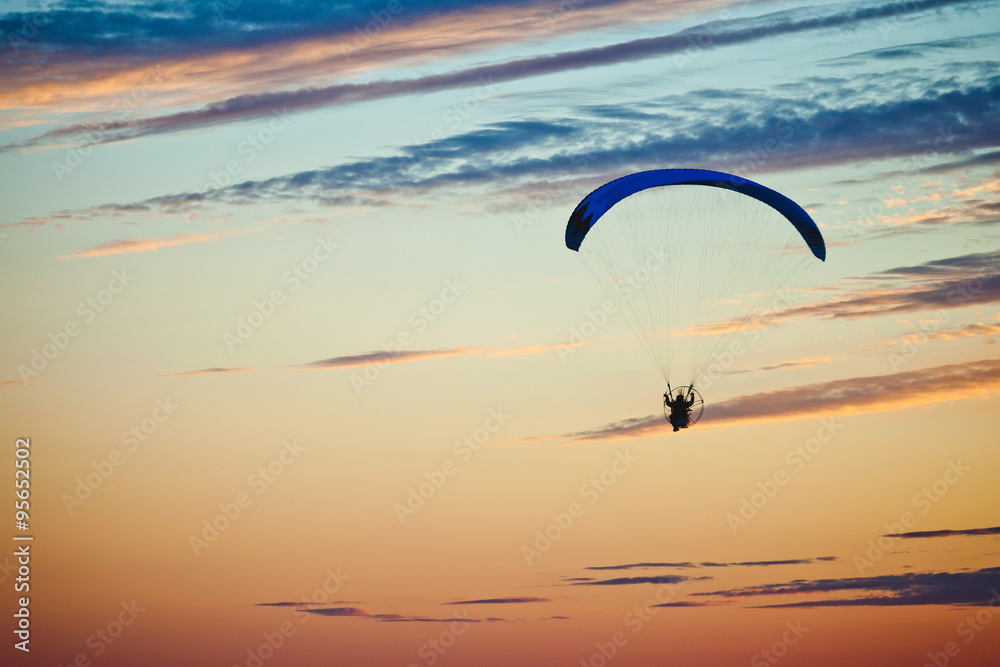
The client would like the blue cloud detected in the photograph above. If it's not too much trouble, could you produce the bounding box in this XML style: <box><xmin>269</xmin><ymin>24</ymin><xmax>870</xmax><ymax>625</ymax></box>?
<box><xmin>189</xmin><ymin>73</ymin><xmax>1000</xmax><ymax>209</ymax></box>
<box><xmin>8</xmin><ymin>0</ymin><xmax>989</xmax><ymax>150</ymax></box>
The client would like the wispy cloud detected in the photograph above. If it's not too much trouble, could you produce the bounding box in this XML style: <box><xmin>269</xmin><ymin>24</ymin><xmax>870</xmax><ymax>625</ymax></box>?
<box><xmin>483</xmin><ymin>343</ymin><xmax>580</xmax><ymax>358</ymax></box>
<box><xmin>255</xmin><ymin>601</ymin><xmax>346</xmax><ymax>607</ymax></box>
<box><xmin>818</xmin><ymin>32</ymin><xmax>1000</xmax><ymax>66</ymax></box>
<box><xmin>702</xmin><ymin>558</ymin><xmax>838</xmax><ymax>568</ymax></box>
<box><xmin>298</xmin><ymin>348</ymin><xmax>487</xmax><ymax>370</ymax></box>
<box><xmin>156</xmin><ymin>367</ymin><xmax>258</xmax><ymax>378</ymax></box>
<box><xmin>299</xmin><ymin>607</ymin><xmax>370</xmax><ymax>617</ymax></box>
<box><xmin>775</xmin><ymin>275</ymin><xmax>1000</xmax><ymax>322</ymax></box>
<box><xmin>726</xmin><ymin>356</ymin><xmax>843</xmax><ymax>375</ymax></box>
<box><xmin>572</xmin><ymin>575</ymin><xmax>695</xmax><ymax>586</ymax></box>
<box><xmin>587</xmin><ymin>557</ymin><xmax>837</xmax><ymax>570</ymax></box>
<box><xmin>586</xmin><ymin>562</ymin><xmax>700</xmax><ymax>571</ymax></box>
<box><xmin>15</xmin><ymin>0</ymin><xmax>984</xmax><ymax>149</ymax></box>
<box><xmin>882</xmin><ymin>525</ymin><xmax>1000</xmax><ymax>539</ymax></box>
<box><xmin>877</xmin><ymin>250</ymin><xmax>1000</xmax><ymax>280</ymax></box>
<box><xmin>568</xmin><ymin>357</ymin><xmax>1000</xmax><ymax>442</ymax></box>
<box><xmin>298</xmin><ymin>606</ymin><xmax>500</xmax><ymax>622</ymax></box>
<box><xmin>62</xmin><ymin>233</ymin><xmax>228</xmax><ymax>258</ymax></box>
<box><xmin>928</xmin><ymin>322</ymin><xmax>1000</xmax><ymax>340</ymax></box>
<box><xmin>699</xmin><ymin>250</ymin><xmax>1000</xmax><ymax>334</ymax></box>
<box><xmin>692</xmin><ymin>567</ymin><xmax>1000</xmax><ymax>608</ymax></box>
<box><xmin>160</xmin><ymin>342</ymin><xmax>566</xmax><ymax>379</ymax></box>
<box><xmin>297</xmin><ymin>342</ymin><xmax>578</xmax><ymax>370</ymax></box>
<box><xmin>23</xmin><ymin>58</ymin><xmax>1000</xmax><ymax>230</ymax></box>
<box><xmin>494</xmin><ymin>434</ymin><xmax>560</xmax><ymax>447</ymax></box>
<box><xmin>443</xmin><ymin>596</ymin><xmax>549</xmax><ymax>605</ymax></box>
<box><xmin>0</xmin><ymin>0</ymin><xmax>700</xmax><ymax>113</ymax></box>
<box><xmin>37</xmin><ymin>66</ymin><xmax>1000</xmax><ymax>226</ymax></box>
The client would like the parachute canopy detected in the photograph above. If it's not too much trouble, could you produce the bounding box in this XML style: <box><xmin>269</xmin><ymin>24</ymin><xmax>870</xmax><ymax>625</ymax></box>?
<box><xmin>564</xmin><ymin>168</ymin><xmax>825</xmax><ymax>388</ymax></box>
<box><xmin>566</xmin><ymin>169</ymin><xmax>825</xmax><ymax>260</ymax></box>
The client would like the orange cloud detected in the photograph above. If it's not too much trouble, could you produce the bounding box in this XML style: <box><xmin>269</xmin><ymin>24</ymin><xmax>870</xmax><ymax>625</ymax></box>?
<box><xmin>158</xmin><ymin>341</ymin><xmax>574</xmax><ymax>382</ymax></box>
<box><xmin>494</xmin><ymin>434</ymin><xmax>561</xmax><ymax>448</ymax></box>
<box><xmin>565</xmin><ymin>357</ymin><xmax>1000</xmax><ymax>443</ymax></box>
<box><xmin>301</xmin><ymin>341</ymin><xmax>583</xmax><ymax>369</ymax></box>
<box><xmin>156</xmin><ymin>367</ymin><xmax>258</xmax><ymax>378</ymax></box>
<box><xmin>728</xmin><ymin>355</ymin><xmax>843</xmax><ymax>374</ymax></box>
<box><xmin>484</xmin><ymin>342</ymin><xmax>581</xmax><ymax>358</ymax></box>
<box><xmin>65</xmin><ymin>232</ymin><xmax>227</xmax><ymax>258</ymax></box>
<box><xmin>1</xmin><ymin>0</ymin><xmax>722</xmax><ymax>116</ymax></box>
<box><xmin>928</xmin><ymin>322</ymin><xmax>1000</xmax><ymax>340</ymax></box>
<box><xmin>299</xmin><ymin>347</ymin><xmax>488</xmax><ymax>370</ymax></box>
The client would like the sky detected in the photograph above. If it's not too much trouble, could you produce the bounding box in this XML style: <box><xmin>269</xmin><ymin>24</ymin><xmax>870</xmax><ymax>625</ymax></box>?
<box><xmin>1</xmin><ymin>0</ymin><xmax>999</xmax><ymax>665</ymax></box>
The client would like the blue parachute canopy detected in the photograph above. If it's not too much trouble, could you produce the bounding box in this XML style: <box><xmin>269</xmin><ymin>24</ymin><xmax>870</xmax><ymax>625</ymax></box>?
<box><xmin>565</xmin><ymin>169</ymin><xmax>825</xmax><ymax>261</ymax></box>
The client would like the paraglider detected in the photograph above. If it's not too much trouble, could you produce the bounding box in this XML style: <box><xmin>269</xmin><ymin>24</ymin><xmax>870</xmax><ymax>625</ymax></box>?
<box><xmin>565</xmin><ymin>168</ymin><xmax>825</xmax><ymax>431</ymax></box>
<box><xmin>664</xmin><ymin>384</ymin><xmax>703</xmax><ymax>431</ymax></box>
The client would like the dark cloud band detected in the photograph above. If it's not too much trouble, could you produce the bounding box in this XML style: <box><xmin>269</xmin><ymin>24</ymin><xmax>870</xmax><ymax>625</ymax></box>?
<box><xmin>11</xmin><ymin>0</ymin><xmax>986</xmax><ymax>149</ymax></box>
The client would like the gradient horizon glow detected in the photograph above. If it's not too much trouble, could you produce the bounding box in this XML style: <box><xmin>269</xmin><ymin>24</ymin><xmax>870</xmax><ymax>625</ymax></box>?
<box><xmin>1</xmin><ymin>0</ymin><xmax>999</xmax><ymax>665</ymax></box>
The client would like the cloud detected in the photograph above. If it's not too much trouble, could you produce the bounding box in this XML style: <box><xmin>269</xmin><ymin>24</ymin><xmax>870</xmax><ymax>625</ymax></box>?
<box><xmin>924</xmin><ymin>149</ymin><xmax>1000</xmax><ymax>173</ymax></box>
<box><xmin>297</xmin><ymin>341</ymin><xmax>580</xmax><ymax>370</ymax></box>
<box><xmin>818</xmin><ymin>33</ymin><xmax>998</xmax><ymax>65</ymax></box>
<box><xmin>158</xmin><ymin>341</ymin><xmax>567</xmax><ymax>380</ymax></box>
<box><xmin>41</xmin><ymin>66</ymin><xmax>1000</xmax><ymax>227</ymax></box>
<box><xmin>15</xmin><ymin>0</ymin><xmax>985</xmax><ymax>148</ymax></box>
<box><xmin>726</xmin><ymin>356</ymin><xmax>843</xmax><ymax>375</ymax></box>
<box><xmin>300</xmin><ymin>607</ymin><xmax>370</xmax><ymax>617</ymax></box>
<box><xmin>494</xmin><ymin>434</ymin><xmax>561</xmax><ymax>447</ymax></box>
<box><xmin>586</xmin><ymin>562</ymin><xmax>699</xmax><ymax>571</ymax></box>
<box><xmin>587</xmin><ymin>557</ymin><xmax>837</xmax><ymax>570</ymax></box>
<box><xmin>156</xmin><ymin>367</ymin><xmax>257</xmax><ymax>377</ymax></box>
<box><xmin>791</xmin><ymin>187</ymin><xmax>1000</xmax><ymax>238</ymax></box>
<box><xmin>928</xmin><ymin>322</ymin><xmax>1000</xmax><ymax>340</ymax></box>
<box><xmin>298</xmin><ymin>348</ymin><xmax>486</xmax><ymax>370</ymax></box>
<box><xmin>62</xmin><ymin>232</ymin><xmax>229</xmax><ymax>258</ymax></box>
<box><xmin>687</xmin><ymin>250</ymin><xmax>1000</xmax><ymax>339</ymax></box>
<box><xmin>701</xmin><ymin>558</ymin><xmax>838</xmax><ymax>568</ymax></box>
<box><xmin>298</xmin><ymin>607</ymin><xmax>495</xmax><ymax>622</ymax></box>
<box><xmin>692</xmin><ymin>567</ymin><xmax>1000</xmax><ymax>608</ymax></box>
<box><xmin>483</xmin><ymin>343</ymin><xmax>581</xmax><ymax>358</ymax></box>
<box><xmin>780</xmin><ymin>275</ymin><xmax>1000</xmax><ymax>321</ymax></box>
<box><xmin>877</xmin><ymin>250</ymin><xmax>1000</xmax><ymax>279</ymax></box>
<box><xmin>443</xmin><ymin>596</ymin><xmax>549</xmax><ymax>605</ymax></box>
<box><xmin>506</xmin><ymin>329</ymin><xmax>1000</xmax><ymax>442</ymax></box>
<box><xmin>567</xmin><ymin>357</ymin><xmax>1000</xmax><ymax>441</ymax></box>
<box><xmin>0</xmin><ymin>0</ymin><xmax>703</xmax><ymax>114</ymax></box>
<box><xmin>572</xmin><ymin>575</ymin><xmax>695</xmax><ymax>586</ymax></box>
<box><xmin>255</xmin><ymin>601</ymin><xmax>344</xmax><ymax>607</ymax></box>
<box><xmin>14</xmin><ymin>24</ymin><xmax>999</xmax><ymax>231</ymax></box>
<box><xmin>719</xmin><ymin>250</ymin><xmax>1000</xmax><ymax>327</ymax></box>
<box><xmin>654</xmin><ymin>600</ymin><xmax>719</xmax><ymax>607</ymax></box>
<box><xmin>882</xmin><ymin>525</ymin><xmax>1000</xmax><ymax>539</ymax></box>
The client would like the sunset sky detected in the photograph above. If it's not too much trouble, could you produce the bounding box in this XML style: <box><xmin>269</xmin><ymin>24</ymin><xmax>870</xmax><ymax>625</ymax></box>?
<box><xmin>1</xmin><ymin>0</ymin><xmax>999</xmax><ymax>665</ymax></box>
